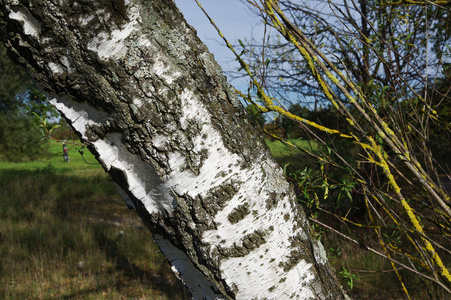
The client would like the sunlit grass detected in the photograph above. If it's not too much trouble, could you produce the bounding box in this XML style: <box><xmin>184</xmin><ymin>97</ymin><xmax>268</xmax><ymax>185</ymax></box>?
<box><xmin>264</xmin><ymin>138</ymin><xmax>319</xmax><ymax>178</ymax></box>
<box><xmin>264</xmin><ymin>138</ymin><xmax>317</xmax><ymax>159</ymax></box>
<box><xmin>0</xmin><ymin>139</ymin><xmax>101</xmax><ymax>174</ymax></box>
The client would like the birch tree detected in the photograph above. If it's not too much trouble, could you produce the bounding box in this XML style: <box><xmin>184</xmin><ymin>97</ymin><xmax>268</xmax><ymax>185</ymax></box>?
<box><xmin>0</xmin><ymin>0</ymin><xmax>348</xmax><ymax>299</ymax></box>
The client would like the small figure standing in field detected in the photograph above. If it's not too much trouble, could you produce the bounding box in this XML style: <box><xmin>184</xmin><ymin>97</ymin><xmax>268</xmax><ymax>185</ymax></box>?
<box><xmin>63</xmin><ymin>141</ymin><xmax>70</xmax><ymax>163</ymax></box>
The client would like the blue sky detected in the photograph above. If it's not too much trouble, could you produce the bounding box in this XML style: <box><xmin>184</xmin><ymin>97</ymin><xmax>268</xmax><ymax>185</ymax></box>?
<box><xmin>173</xmin><ymin>0</ymin><xmax>264</xmax><ymax>88</ymax></box>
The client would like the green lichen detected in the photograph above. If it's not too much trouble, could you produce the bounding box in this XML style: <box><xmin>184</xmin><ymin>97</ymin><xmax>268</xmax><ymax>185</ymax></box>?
<box><xmin>217</xmin><ymin>229</ymin><xmax>268</xmax><ymax>258</ymax></box>
<box><xmin>265</xmin><ymin>192</ymin><xmax>278</xmax><ymax>210</ymax></box>
<box><xmin>201</xmin><ymin>183</ymin><xmax>239</xmax><ymax>217</ymax></box>
<box><xmin>279</xmin><ymin>249</ymin><xmax>304</xmax><ymax>272</ymax></box>
<box><xmin>227</xmin><ymin>202</ymin><xmax>250</xmax><ymax>224</ymax></box>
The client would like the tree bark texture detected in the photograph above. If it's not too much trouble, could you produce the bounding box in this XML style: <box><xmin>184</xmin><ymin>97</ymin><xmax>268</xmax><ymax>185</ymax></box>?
<box><xmin>0</xmin><ymin>0</ymin><xmax>348</xmax><ymax>299</ymax></box>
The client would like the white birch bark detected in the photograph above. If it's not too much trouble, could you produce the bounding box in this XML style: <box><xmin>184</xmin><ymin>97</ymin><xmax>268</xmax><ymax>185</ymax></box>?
<box><xmin>0</xmin><ymin>0</ymin><xmax>348</xmax><ymax>299</ymax></box>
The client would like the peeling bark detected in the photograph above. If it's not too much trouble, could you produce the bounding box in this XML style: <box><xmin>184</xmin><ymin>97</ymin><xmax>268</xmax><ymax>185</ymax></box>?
<box><xmin>0</xmin><ymin>0</ymin><xmax>348</xmax><ymax>299</ymax></box>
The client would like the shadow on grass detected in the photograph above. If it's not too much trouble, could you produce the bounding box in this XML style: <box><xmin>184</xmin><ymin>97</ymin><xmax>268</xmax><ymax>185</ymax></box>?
<box><xmin>273</xmin><ymin>151</ymin><xmax>318</xmax><ymax>177</ymax></box>
<box><xmin>0</xmin><ymin>168</ymin><xmax>190</xmax><ymax>299</ymax></box>
<box><xmin>92</xmin><ymin>226</ymin><xmax>189</xmax><ymax>299</ymax></box>
<box><xmin>45</xmin><ymin>285</ymin><xmax>110</xmax><ymax>300</ymax></box>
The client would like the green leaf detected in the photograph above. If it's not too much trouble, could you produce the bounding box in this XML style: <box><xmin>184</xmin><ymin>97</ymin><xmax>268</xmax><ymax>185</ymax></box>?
<box><xmin>404</xmin><ymin>32</ymin><xmax>413</xmax><ymax>41</ymax></box>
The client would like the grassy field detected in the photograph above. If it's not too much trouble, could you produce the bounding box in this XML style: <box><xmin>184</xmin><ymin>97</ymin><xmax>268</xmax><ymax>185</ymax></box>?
<box><xmin>0</xmin><ymin>140</ymin><xmax>101</xmax><ymax>174</ymax></box>
<box><xmin>0</xmin><ymin>140</ymin><xmax>189</xmax><ymax>299</ymax></box>
<box><xmin>264</xmin><ymin>138</ymin><xmax>319</xmax><ymax>175</ymax></box>
<box><xmin>1</xmin><ymin>139</ymin><xmax>442</xmax><ymax>299</ymax></box>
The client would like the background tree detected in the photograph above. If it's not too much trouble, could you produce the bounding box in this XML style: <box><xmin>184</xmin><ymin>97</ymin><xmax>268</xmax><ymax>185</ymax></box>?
<box><xmin>0</xmin><ymin>43</ymin><xmax>56</xmax><ymax>161</ymax></box>
<box><xmin>0</xmin><ymin>42</ymin><xmax>28</xmax><ymax>112</ymax></box>
<box><xmin>237</xmin><ymin>0</ymin><xmax>451</xmax><ymax>106</ymax></box>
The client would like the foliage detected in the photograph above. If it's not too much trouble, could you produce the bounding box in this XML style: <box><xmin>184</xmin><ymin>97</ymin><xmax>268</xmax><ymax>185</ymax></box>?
<box><xmin>339</xmin><ymin>267</ymin><xmax>358</xmax><ymax>290</ymax></box>
<box><xmin>50</xmin><ymin>118</ymin><xmax>76</xmax><ymax>141</ymax></box>
<box><xmin>426</xmin><ymin>75</ymin><xmax>451</xmax><ymax>170</ymax></box>
<box><xmin>0</xmin><ymin>113</ymin><xmax>48</xmax><ymax>162</ymax></box>
<box><xmin>0</xmin><ymin>42</ymin><xmax>59</xmax><ymax>161</ymax></box>
<box><xmin>27</xmin><ymin>86</ymin><xmax>59</xmax><ymax>119</ymax></box>
<box><xmin>0</xmin><ymin>43</ymin><xmax>56</xmax><ymax>117</ymax></box>
<box><xmin>265</xmin><ymin>136</ymin><xmax>448</xmax><ymax>298</ymax></box>
<box><xmin>279</xmin><ymin>103</ymin><xmax>310</xmax><ymax>138</ymax></box>
<box><xmin>0</xmin><ymin>42</ymin><xmax>29</xmax><ymax>112</ymax></box>
<box><xmin>245</xmin><ymin>103</ymin><xmax>267</xmax><ymax>126</ymax></box>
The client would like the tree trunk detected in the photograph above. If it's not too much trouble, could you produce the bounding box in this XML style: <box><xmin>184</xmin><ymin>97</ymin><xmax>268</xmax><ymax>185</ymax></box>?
<box><xmin>0</xmin><ymin>1</ymin><xmax>348</xmax><ymax>299</ymax></box>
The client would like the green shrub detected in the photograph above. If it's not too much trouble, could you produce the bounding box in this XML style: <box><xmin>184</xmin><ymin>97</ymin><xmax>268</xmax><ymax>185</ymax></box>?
<box><xmin>0</xmin><ymin>113</ymin><xmax>48</xmax><ymax>162</ymax></box>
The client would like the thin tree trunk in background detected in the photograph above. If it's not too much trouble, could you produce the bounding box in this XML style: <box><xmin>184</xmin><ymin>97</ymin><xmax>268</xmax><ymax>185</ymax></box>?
<box><xmin>0</xmin><ymin>0</ymin><xmax>348</xmax><ymax>298</ymax></box>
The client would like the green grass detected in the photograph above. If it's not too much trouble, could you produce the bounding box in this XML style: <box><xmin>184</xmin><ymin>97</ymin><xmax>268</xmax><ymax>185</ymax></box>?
<box><xmin>2</xmin><ymin>139</ymin><xmax>442</xmax><ymax>299</ymax></box>
<box><xmin>264</xmin><ymin>138</ymin><xmax>317</xmax><ymax>158</ymax></box>
<box><xmin>0</xmin><ymin>140</ymin><xmax>189</xmax><ymax>299</ymax></box>
<box><xmin>265</xmin><ymin>138</ymin><xmax>319</xmax><ymax>176</ymax></box>
<box><xmin>0</xmin><ymin>140</ymin><xmax>101</xmax><ymax>174</ymax></box>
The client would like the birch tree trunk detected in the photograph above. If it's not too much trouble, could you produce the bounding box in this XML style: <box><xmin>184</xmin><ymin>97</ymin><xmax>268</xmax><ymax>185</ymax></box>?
<box><xmin>0</xmin><ymin>1</ymin><xmax>348</xmax><ymax>299</ymax></box>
